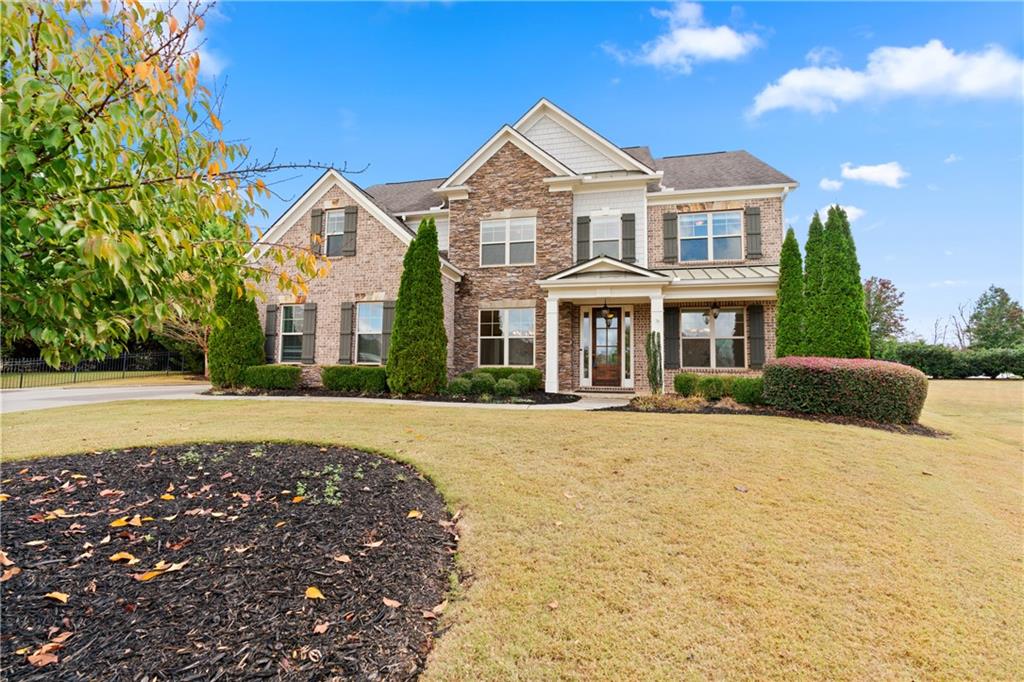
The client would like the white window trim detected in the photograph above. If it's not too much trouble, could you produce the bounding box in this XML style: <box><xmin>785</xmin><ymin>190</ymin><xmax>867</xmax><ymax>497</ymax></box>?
<box><xmin>579</xmin><ymin>304</ymin><xmax>634</xmax><ymax>388</ymax></box>
<box><xmin>479</xmin><ymin>217</ymin><xmax>537</xmax><ymax>267</ymax></box>
<box><xmin>679</xmin><ymin>306</ymin><xmax>747</xmax><ymax>369</ymax></box>
<box><xmin>355</xmin><ymin>302</ymin><xmax>384</xmax><ymax>366</ymax></box>
<box><xmin>678</xmin><ymin>210</ymin><xmax>744</xmax><ymax>263</ymax></box>
<box><xmin>279</xmin><ymin>304</ymin><xmax>304</xmax><ymax>364</ymax></box>
<box><xmin>324</xmin><ymin>209</ymin><xmax>345</xmax><ymax>256</ymax></box>
<box><xmin>477</xmin><ymin>307</ymin><xmax>536</xmax><ymax>367</ymax></box>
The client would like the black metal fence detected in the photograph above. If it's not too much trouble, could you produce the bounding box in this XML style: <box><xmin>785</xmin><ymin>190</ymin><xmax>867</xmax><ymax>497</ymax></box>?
<box><xmin>1</xmin><ymin>351</ymin><xmax>186</xmax><ymax>390</ymax></box>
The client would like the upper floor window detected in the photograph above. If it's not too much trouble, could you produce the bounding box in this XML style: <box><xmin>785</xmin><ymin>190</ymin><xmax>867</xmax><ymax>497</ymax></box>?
<box><xmin>479</xmin><ymin>308</ymin><xmax>535</xmax><ymax>366</ymax></box>
<box><xmin>480</xmin><ymin>217</ymin><xmax>535</xmax><ymax>266</ymax></box>
<box><xmin>680</xmin><ymin>308</ymin><xmax>745</xmax><ymax>368</ymax></box>
<box><xmin>680</xmin><ymin>211</ymin><xmax>742</xmax><ymax>262</ymax></box>
<box><xmin>590</xmin><ymin>214</ymin><xmax>621</xmax><ymax>259</ymax></box>
<box><xmin>324</xmin><ymin>210</ymin><xmax>345</xmax><ymax>257</ymax></box>
<box><xmin>280</xmin><ymin>304</ymin><xmax>304</xmax><ymax>362</ymax></box>
<box><xmin>356</xmin><ymin>302</ymin><xmax>383</xmax><ymax>364</ymax></box>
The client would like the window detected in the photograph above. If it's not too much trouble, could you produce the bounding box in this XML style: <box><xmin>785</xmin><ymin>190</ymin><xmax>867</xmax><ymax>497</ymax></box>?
<box><xmin>480</xmin><ymin>217</ymin><xmax>535</xmax><ymax>266</ymax></box>
<box><xmin>590</xmin><ymin>214</ymin><xmax>621</xmax><ymax>259</ymax></box>
<box><xmin>324</xmin><ymin>210</ymin><xmax>345</xmax><ymax>257</ymax></box>
<box><xmin>680</xmin><ymin>308</ymin><xmax>745</xmax><ymax>368</ymax></box>
<box><xmin>356</xmin><ymin>302</ymin><xmax>383</xmax><ymax>364</ymax></box>
<box><xmin>280</xmin><ymin>305</ymin><xmax>304</xmax><ymax>362</ymax></box>
<box><xmin>479</xmin><ymin>308</ymin><xmax>534</xmax><ymax>366</ymax></box>
<box><xmin>680</xmin><ymin>211</ymin><xmax>742</xmax><ymax>262</ymax></box>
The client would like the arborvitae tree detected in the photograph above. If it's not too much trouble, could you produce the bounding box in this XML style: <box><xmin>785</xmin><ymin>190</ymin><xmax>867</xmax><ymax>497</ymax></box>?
<box><xmin>207</xmin><ymin>288</ymin><xmax>264</xmax><ymax>387</ymax></box>
<box><xmin>815</xmin><ymin>206</ymin><xmax>871</xmax><ymax>358</ymax></box>
<box><xmin>801</xmin><ymin>212</ymin><xmax>826</xmax><ymax>354</ymax></box>
<box><xmin>775</xmin><ymin>227</ymin><xmax>805</xmax><ymax>356</ymax></box>
<box><xmin>386</xmin><ymin>218</ymin><xmax>448</xmax><ymax>394</ymax></box>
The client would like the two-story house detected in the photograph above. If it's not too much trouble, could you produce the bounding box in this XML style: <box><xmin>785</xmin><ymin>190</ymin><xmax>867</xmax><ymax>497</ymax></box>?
<box><xmin>254</xmin><ymin>99</ymin><xmax>797</xmax><ymax>394</ymax></box>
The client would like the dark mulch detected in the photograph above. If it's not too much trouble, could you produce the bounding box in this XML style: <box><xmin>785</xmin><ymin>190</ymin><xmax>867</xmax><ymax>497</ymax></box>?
<box><xmin>0</xmin><ymin>443</ymin><xmax>458</xmax><ymax>680</ymax></box>
<box><xmin>206</xmin><ymin>388</ymin><xmax>580</xmax><ymax>406</ymax></box>
<box><xmin>599</xmin><ymin>401</ymin><xmax>948</xmax><ymax>438</ymax></box>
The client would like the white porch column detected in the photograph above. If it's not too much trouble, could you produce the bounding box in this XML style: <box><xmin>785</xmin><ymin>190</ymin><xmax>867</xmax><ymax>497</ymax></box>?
<box><xmin>545</xmin><ymin>296</ymin><xmax>560</xmax><ymax>393</ymax></box>
<box><xmin>650</xmin><ymin>294</ymin><xmax>664</xmax><ymax>391</ymax></box>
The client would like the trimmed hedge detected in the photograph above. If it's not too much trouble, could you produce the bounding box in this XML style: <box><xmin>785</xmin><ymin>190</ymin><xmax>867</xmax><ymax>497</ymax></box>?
<box><xmin>321</xmin><ymin>366</ymin><xmax>389</xmax><ymax>394</ymax></box>
<box><xmin>494</xmin><ymin>378</ymin><xmax>520</xmax><ymax>398</ymax></box>
<box><xmin>509</xmin><ymin>372</ymin><xmax>533</xmax><ymax>392</ymax></box>
<box><xmin>446</xmin><ymin>377</ymin><xmax>472</xmax><ymax>396</ymax></box>
<box><xmin>469</xmin><ymin>372</ymin><xmax>497</xmax><ymax>396</ymax></box>
<box><xmin>241</xmin><ymin>364</ymin><xmax>301</xmax><ymax>390</ymax></box>
<box><xmin>763</xmin><ymin>357</ymin><xmax>928</xmax><ymax>424</ymax></box>
<box><xmin>877</xmin><ymin>341</ymin><xmax>1024</xmax><ymax>379</ymax></box>
<box><xmin>731</xmin><ymin>376</ymin><xmax>764</xmax><ymax>405</ymax></box>
<box><xmin>696</xmin><ymin>375</ymin><xmax>728</xmax><ymax>401</ymax></box>
<box><xmin>674</xmin><ymin>372</ymin><xmax>699</xmax><ymax>397</ymax></box>
<box><xmin>474</xmin><ymin>367</ymin><xmax>543</xmax><ymax>391</ymax></box>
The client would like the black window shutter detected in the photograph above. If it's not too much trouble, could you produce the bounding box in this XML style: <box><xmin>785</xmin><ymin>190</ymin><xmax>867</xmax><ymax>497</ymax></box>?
<box><xmin>310</xmin><ymin>209</ymin><xmax>323</xmax><ymax>254</ymax></box>
<box><xmin>301</xmin><ymin>303</ymin><xmax>317</xmax><ymax>364</ymax></box>
<box><xmin>664</xmin><ymin>308</ymin><xmax>680</xmax><ymax>369</ymax></box>
<box><xmin>576</xmin><ymin>216</ymin><xmax>590</xmax><ymax>264</ymax></box>
<box><xmin>264</xmin><ymin>304</ymin><xmax>278</xmax><ymax>363</ymax></box>
<box><xmin>338</xmin><ymin>302</ymin><xmax>354</xmax><ymax>364</ymax></box>
<box><xmin>381</xmin><ymin>301</ymin><xmax>396</xmax><ymax>364</ymax></box>
<box><xmin>748</xmin><ymin>304</ymin><xmax>765</xmax><ymax>368</ymax></box>
<box><xmin>341</xmin><ymin>206</ymin><xmax>358</xmax><ymax>256</ymax></box>
<box><xmin>744</xmin><ymin>206</ymin><xmax>762</xmax><ymax>259</ymax></box>
<box><xmin>663</xmin><ymin>212</ymin><xmax>678</xmax><ymax>263</ymax></box>
<box><xmin>618</xmin><ymin>212</ymin><xmax>634</xmax><ymax>262</ymax></box>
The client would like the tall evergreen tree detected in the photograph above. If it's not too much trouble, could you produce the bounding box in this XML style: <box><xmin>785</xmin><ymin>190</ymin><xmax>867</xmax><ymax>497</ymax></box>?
<box><xmin>775</xmin><ymin>227</ymin><xmax>805</xmax><ymax>356</ymax></box>
<box><xmin>815</xmin><ymin>206</ymin><xmax>870</xmax><ymax>358</ymax></box>
<box><xmin>386</xmin><ymin>218</ymin><xmax>448</xmax><ymax>394</ymax></box>
<box><xmin>208</xmin><ymin>288</ymin><xmax>264</xmax><ymax>387</ymax></box>
<box><xmin>801</xmin><ymin>212</ymin><xmax>826</xmax><ymax>354</ymax></box>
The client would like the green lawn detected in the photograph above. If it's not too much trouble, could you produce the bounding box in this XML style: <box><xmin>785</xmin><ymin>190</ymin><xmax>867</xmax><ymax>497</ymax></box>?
<box><xmin>1</xmin><ymin>370</ymin><xmax>190</xmax><ymax>390</ymax></box>
<box><xmin>2</xmin><ymin>381</ymin><xmax>1021</xmax><ymax>680</ymax></box>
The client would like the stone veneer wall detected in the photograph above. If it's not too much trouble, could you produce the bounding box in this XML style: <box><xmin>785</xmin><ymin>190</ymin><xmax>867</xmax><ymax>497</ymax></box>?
<box><xmin>647</xmin><ymin>197</ymin><xmax>784</xmax><ymax>267</ymax></box>
<box><xmin>446</xmin><ymin>142</ymin><xmax>574</xmax><ymax>381</ymax></box>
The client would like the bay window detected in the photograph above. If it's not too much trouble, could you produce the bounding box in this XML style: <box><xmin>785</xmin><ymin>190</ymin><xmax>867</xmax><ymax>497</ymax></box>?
<box><xmin>479</xmin><ymin>308</ymin><xmax>535</xmax><ymax>366</ymax></box>
<box><xmin>680</xmin><ymin>211</ymin><xmax>742</xmax><ymax>262</ymax></box>
<box><xmin>280</xmin><ymin>305</ymin><xmax>304</xmax><ymax>362</ymax></box>
<box><xmin>680</xmin><ymin>307</ymin><xmax>746</xmax><ymax>368</ymax></box>
<box><xmin>480</xmin><ymin>217</ymin><xmax>535</xmax><ymax>266</ymax></box>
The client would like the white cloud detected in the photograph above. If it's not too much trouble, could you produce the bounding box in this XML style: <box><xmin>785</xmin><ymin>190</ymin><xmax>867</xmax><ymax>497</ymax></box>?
<box><xmin>928</xmin><ymin>279</ymin><xmax>968</xmax><ymax>288</ymax></box>
<box><xmin>603</xmin><ymin>1</ymin><xmax>760</xmax><ymax>74</ymax></box>
<box><xmin>820</xmin><ymin>204</ymin><xmax>865</xmax><ymax>223</ymax></box>
<box><xmin>944</xmin><ymin>153</ymin><xmax>962</xmax><ymax>164</ymax></box>
<box><xmin>806</xmin><ymin>46</ymin><xmax>841</xmax><ymax>66</ymax></box>
<box><xmin>943</xmin><ymin>249</ymin><xmax>954</xmax><ymax>256</ymax></box>
<box><xmin>819</xmin><ymin>177</ymin><xmax>843</xmax><ymax>191</ymax></box>
<box><xmin>841</xmin><ymin>161</ymin><xmax>908</xmax><ymax>188</ymax></box>
<box><xmin>750</xmin><ymin>39</ymin><xmax>1024</xmax><ymax>116</ymax></box>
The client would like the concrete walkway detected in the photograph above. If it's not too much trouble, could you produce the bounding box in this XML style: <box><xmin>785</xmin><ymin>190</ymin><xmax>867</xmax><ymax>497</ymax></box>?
<box><xmin>1</xmin><ymin>384</ymin><xmax>629</xmax><ymax>414</ymax></box>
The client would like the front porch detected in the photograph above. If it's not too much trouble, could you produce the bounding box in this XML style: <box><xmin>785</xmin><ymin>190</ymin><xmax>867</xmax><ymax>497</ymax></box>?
<box><xmin>538</xmin><ymin>257</ymin><xmax>779</xmax><ymax>394</ymax></box>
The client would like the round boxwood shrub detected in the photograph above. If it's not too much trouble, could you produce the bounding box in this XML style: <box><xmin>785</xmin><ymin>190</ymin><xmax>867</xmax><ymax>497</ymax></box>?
<box><xmin>446</xmin><ymin>377</ymin><xmax>472</xmax><ymax>396</ymax></box>
<box><xmin>763</xmin><ymin>357</ymin><xmax>928</xmax><ymax>424</ymax></box>
<box><xmin>509</xmin><ymin>372</ymin><xmax>533</xmax><ymax>392</ymax></box>
<box><xmin>475</xmin><ymin>367</ymin><xmax>543</xmax><ymax>391</ymax></box>
<box><xmin>731</xmin><ymin>376</ymin><xmax>764</xmax><ymax>405</ymax></box>
<box><xmin>241</xmin><ymin>364</ymin><xmax>301</xmax><ymax>390</ymax></box>
<box><xmin>696</xmin><ymin>375</ymin><xmax>727</xmax><ymax>401</ymax></box>
<box><xmin>469</xmin><ymin>372</ymin><xmax>497</xmax><ymax>396</ymax></box>
<box><xmin>494</xmin><ymin>378</ymin><xmax>520</xmax><ymax>398</ymax></box>
<box><xmin>673</xmin><ymin>372</ymin><xmax>699</xmax><ymax>397</ymax></box>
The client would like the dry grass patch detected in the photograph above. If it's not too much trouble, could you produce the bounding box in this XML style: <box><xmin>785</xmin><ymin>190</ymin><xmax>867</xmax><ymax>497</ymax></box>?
<box><xmin>2</xmin><ymin>381</ymin><xmax>1021</xmax><ymax>680</ymax></box>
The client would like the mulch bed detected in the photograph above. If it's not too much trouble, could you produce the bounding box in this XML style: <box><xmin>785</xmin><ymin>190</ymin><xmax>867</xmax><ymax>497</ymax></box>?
<box><xmin>600</xmin><ymin>401</ymin><xmax>948</xmax><ymax>438</ymax></box>
<box><xmin>0</xmin><ymin>443</ymin><xmax>458</xmax><ymax>680</ymax></box>
<box><xmin>206</xmin><ymin>388</ymin><xmax>580</xmax><ymax>406</ymax></box>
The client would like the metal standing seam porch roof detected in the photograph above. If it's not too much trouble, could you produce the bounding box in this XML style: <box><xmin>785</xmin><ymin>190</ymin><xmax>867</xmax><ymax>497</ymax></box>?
<box><xmin>665</xmin><ymin>264</ymin><xmax>780</xmax><ymax>282</ymax></box>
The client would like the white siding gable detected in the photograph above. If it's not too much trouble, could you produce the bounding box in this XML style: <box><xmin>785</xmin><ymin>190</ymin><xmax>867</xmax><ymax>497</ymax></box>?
<box><xmin>573</xmin><ymin>188</ymin><xmax>648</xmax><ymax>268</ymax></box>
<box><xmin>522</xmin><ymin>114</ymin><xmax>625</xmax><ymax>174</ymax></box>
<box><xmin>405</xmin><ymin>216</ymin><xmax>449</xmax><ymax>251</ymax></box>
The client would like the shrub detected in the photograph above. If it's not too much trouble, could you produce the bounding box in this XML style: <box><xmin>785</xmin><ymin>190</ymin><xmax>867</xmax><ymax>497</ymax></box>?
<box><xmin>509</xmin><ymin>372</ymin><xmax>533</xmax><ymax>392</ymax></box>
<box><xmin>386</xmin><ymin>219</ymin><xmax>448</xmax><ymax>394</ymax></box>
<box><xmin>321</xmin><ymin>366</ymin><xmax>389</xmax><ymax>393</ymax></box>
<box><xmin>674</xmin><ymin>372</ymin><xmax>699</xmax><ymax>396</ymax></box>
<box><xmin>475</xmin><ymin>367</ymin><xmax>542</xmax><ymax>391</ymax></box>
<box><xmin>494</xmin><ymin>378</ymin><xmax>520</xmax><ymax>398</ymax></box>
<box><xmin>208</xmin><ymin>289</ymin><xmax>264</xmax><ymax>388</ymax></box>
<box><xmin>446</xmin><ymin>377</ymin><xmax>472</xmax><ymax>396</ymax></box>
<box><xmin>776</xmin><ymin>227</ymin><xmax>805</xmax><ymax>357</ymax></box>
<box><xmin>731</xmin><ymin>376</ymin><xmax>764</xmax><ymax>405</ymax></box>
<box><xmin>469</xmin><ymin>372</ymin><xmax>497</xmax><ymax>395</ymax></box>
<box><xmin>763</xmin><ymin>357</ymin><xmax>928</xmax><ymax>424</ymax></box>
<box><xmin>696</xmin><ymin>375</ymin><xmax>728</xmax><ymax>401</ymax></box>
<box><xmin>877</xmin><ymin>342</ymin><xmax>1024</xmax><ymax>379</ymax></box>
<box><xmin>241</xmin><ymin>364</ymin><xmax>301</xmax><ymax>390</ymax></box>
<box><xmin>646</xmin><ymin>331</ymin><xmax>662</xmax><ymax>394</ymax></box>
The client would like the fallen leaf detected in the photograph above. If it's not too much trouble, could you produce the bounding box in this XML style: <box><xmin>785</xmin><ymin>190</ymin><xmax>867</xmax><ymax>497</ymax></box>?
<box><xmin>431</xmin><ymin>599</ymin><xmax>448</xmax><ymax>614</ymax></box>
<box><xmin>27</xmin><ymin>651</ymin><xmax>59</xmax><ymax>668</ymax></box>
<box><xmin>133</xmin><ymin>570</ymin><xmax>164</xmax><ymax>582</ymax></box>
<box><xmin>382</xmin><ymin>597</ymin><xmax>401</xmax><ymax>608</ymax></box>
<box><xmin>274</xmin><ymin>521</ymin><xmax>287</xmax><ymax>528</ymax></box>
<box><xmin>162</xmin><ymin>514</ymin><xmax>178</xmax><ymax>522</ymax></box>
<box><xmin>547</xmin><ymin>600</ymin><xmax>559</xmax><ymax>610</ymax></box>
<box><xmin>2</xmin><ymin>567</ymin><xmax>22</xmax><ymax>582</ymax></box>
<box><xmin>69</xmin><ymin>474</ymin><xmax>87</xmax><ymax>480</ymax></box>
<box><xmin>109</xmin><ymin>552</ymin><xmax>140</xmax><ymax>565</ymax></box>
<box><xmin>312</xmin><ymin>622</ymin><xmax>330</xmax><ymax>634</ymax></box>
<box><xmin>15</xmin><ymin>646</ymin><xmax>31</xmax><ymax>655</ymax></box>
<box><xmin>422</xmin><ymin>610</ymin><xmax>436</xmax><ymax>620</ymax></box>
<box><xmin>99</xmin><ymin>534</ymin><xmax>111</xmax><ymax>544</ymax></box>
<box><xmin>0</xmin><ymin>550</ymin><xmax>13</xmax><ymax>567</ymax></box>
<box><xmin>734</xmin><ymin>485</ymin><xmax>749</xmax><ymax>493</ymax></box>
<box><xmin>51</xmin><ymin>631</ymin><xmax>73</xmax><ymax>644</ymax></box>
<box><xmin>0</xmin><ymin>493</ymin><xmax>10</xmax><ymax>502</ymax></box>
<box><xmin>332</xmin><ymin>554</ymin><xmax>351</xmax><ymax>563</ymax></box>
<box><xmin>25</xmin><ymin>540</ymin><xmax>47</xmax><ymax>547</ymax></box>
<box><xmin>43</xmin><ymin>592</ymin><xmax>69</xmax><ymax>604</ymax></box>
<box><xmin>291</xmin><ymin>496</ymin><xmax>304</xmax><ymax>504</ymax></box>
<box><xmin>305</xmin><ymin>586</ymin><xmax>325</xmax><ymax>600</ymax></box>
<box><xmin>160</xmin><ymin>494</ymin><xmax>175</xmax><ymax>501</ymax></box>
<box><xmin>922</xmin><ymin>470</ymin><xmax>933</xmax><ymax>476</ymax></box>
<box><xmin>127</xmin><ymin>514</ymin><xmax>143</xmax><ymax>527</ymax></box>
<box><xmin>407</xmin><ymin>510</ymin><xmax>423</xmax><ymax>519</ymax></box>
<box><xmin>364</xmin><ymin>540</ymin><xmax>383</xmax><ymax>548</ymax></box>
<box><xmin>109</xmin><ymin>517</ymin><xmax>129</xmax><ymax>528</ymax></box>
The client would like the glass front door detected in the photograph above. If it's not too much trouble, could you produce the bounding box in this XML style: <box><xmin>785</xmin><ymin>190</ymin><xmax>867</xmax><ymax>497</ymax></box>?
<box><xmin>592</xmin><ymin>308</ymin><xmax>621</xmax><ymax>387</ymax></box>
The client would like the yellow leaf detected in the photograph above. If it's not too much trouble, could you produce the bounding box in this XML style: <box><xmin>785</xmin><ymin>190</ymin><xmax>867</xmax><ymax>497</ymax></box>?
<box><xmin>43</xmin><ymin>592</ymin><xmax>69</xmax><ymax>604</ymax></box>
<box><xmin>291</xmin><ymin>496</ymin><xmax>304</xmax><ymax>504</ymax></box>
<box><xmin>274</xmin><ymin>521</ymin><xmax>286</xmax><ymax>528</ymax></box>
<box><xmin>208</xmin><ymin>162</ymin><xmax>220</xmax><ymax>176</ymax></box>
<box><xmin>382</xmin><ymin>597</ymin><xmax>402</xmax><ymax>609</ymax></box>
<box><xmin>210</xmin><ymin>113</ymin><xmax>223</xmax><ymax>133</ymax></box>
<box><xmin>305</xmin><ymin>586</ymin><xmax>325</xmax><ymax>600</ymax></box>
<box><xmin>0</xmin><ymin>494</ymin><xmax>10</xmax><ymax>502</ymax></box>
<box><xmin>333</xmin><ymin>554</ymin><xmax>351</xmax><ymax>563</ymax></box>
<box><xmin>168</xmin><ymin>14</ymin><xmax>179</xmax><ymax>34</ymax></box>
<box><xmin>0</xmin><ymin>550</ymin><xmax>12</xmax><ymax>567</ymax></box>
<box><xmin>407</xmin><ymin>510</ymin><xmax>423</xmax><ymax>519</ymax></box>
<box><xmin>133</xmin><ymin>570</ymin><xmax>163</xmax><ymax>582</ymax></box>
<box><xmin>134</xmin><ymin>60</ymin><xmax>151</xmax><ymax>81</ymax></box>
<box><xmin>160</xmin><ymin>494</ymin><xmax>175</xmax><ymax>501</ymax></box>
<box><xmin>15</xmin><ymin>646</ymin><xmax>31</xmax><ymax>655</ymax></box>
<box><xmin>108</xmin><ymin>552</ymin><xmax>139</xmax><ymax>565</ymax></box>
<box><xmin>109</xmin><ymin>517</ymin><xmax>129</xmax><ymax>528</ymax></box>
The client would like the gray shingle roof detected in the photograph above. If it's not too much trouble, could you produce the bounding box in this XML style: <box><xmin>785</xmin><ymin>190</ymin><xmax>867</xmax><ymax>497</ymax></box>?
<box><xmin>364</xmin><ymin>178</ymin><xmax>445</xmax><ymax>214</ymax></box>
<box><xmin>621</xmin><ymin>146</ymin><xmax>656</xmax><ymax>169</ymax></box>
<box><xmin>655</xmin><ymin>151</ymin><xmax>796</xmax><ymax>191</ymax></box>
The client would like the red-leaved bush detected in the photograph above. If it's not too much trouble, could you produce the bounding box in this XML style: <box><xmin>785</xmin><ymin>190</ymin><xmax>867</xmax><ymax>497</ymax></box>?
<box><xmin>763</xmin><ymin>357</ymin><xmax>929</xmax><ymax>424</ymax></box>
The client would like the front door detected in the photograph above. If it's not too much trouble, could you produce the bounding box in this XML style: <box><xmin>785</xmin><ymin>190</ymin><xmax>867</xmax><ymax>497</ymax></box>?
<box><xmin>592</xmin><ymin>308</ymin><xmax>621</xmax><ymax>387</ymax></box>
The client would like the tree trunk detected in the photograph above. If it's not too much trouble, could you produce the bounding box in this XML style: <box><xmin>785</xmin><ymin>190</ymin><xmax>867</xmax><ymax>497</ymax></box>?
<box><xmin>203</xmin><ymin>351</ymin><xmax>209</xmax><ymax>379</ymax></box>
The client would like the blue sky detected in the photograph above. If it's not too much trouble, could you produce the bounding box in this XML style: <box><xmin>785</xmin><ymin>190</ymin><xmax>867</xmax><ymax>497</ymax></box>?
<box><xmin>202</xmin><ymin>1</ymin><xmax>1023</xmax><ymax>338</ymax></box>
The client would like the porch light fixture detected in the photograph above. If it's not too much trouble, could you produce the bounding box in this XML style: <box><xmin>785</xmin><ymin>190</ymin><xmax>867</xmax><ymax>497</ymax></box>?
<box><xmin>599</xmin><ymin>300</ymin><xmax>615</xmax><ymax>322</ymax></box>
<box><xmin>710</xmin><ymin>302</ymin><xmax>721</xmax><ymax>319</ymax></box>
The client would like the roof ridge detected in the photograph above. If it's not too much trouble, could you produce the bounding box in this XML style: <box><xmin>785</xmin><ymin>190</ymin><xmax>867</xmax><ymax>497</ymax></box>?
<box><xmin>368</xmin><ymin>177</ymin><xmax>445</xmax><ymax>187</ymax></box>
<box><xmin>657</xmin><ymin>150</ymin><xmax>734</xmax><ymax>160</ymax></box>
